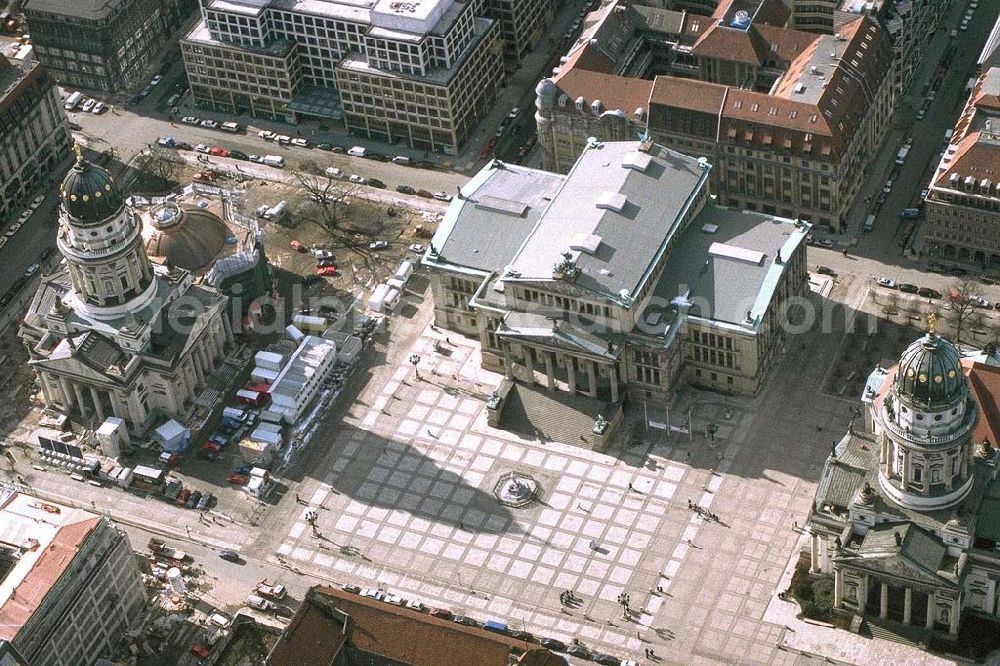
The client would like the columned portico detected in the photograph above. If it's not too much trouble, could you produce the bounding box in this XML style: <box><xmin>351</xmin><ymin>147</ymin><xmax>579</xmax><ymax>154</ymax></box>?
<box><xmin>89</xmin><ymin>386</ymin><xmax>106</xmax><ymax>422</ymax></box>
<box><xmin>586</xmin><ymin>362</ymin><xmax>597</xmax><ymax>399</ymax></box>
<box><xmin>73</xmin><ymin>383</ymin><xmax>88</xmax><ymax>415</ymax></box>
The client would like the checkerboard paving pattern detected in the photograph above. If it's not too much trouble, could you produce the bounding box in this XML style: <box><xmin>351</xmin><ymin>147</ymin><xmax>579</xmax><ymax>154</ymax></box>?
<box><xmin>277</xmin><ymin>327</ymin><xmax>710</xmax><ymax>655</ymax></box>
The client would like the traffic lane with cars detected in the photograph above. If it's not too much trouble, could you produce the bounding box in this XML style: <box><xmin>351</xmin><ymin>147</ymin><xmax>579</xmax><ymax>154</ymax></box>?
<box><xmin>172</xmin><ymin>136</ymin><xmax>465</xmax><ymax>195</ymax></box>
<box><xmin>174</xmin><ymin>150</ymin><xmax>451</xmax><ymax>215</ymax></box>
<box><xmin>809</xmin><ymin>244</ymin><xmax>1000</xmax><ymax>302</ymax></box>
<box><xmin>858</xmin><ymin>1</ymin><xmax>997</xmax><ymax>257</ymax></box>
<box><xmin>0</xmin><ymin>194</ymin><xmax>58</xmax><ymax>296</ymax></box>
<box><xmin>70</xmin><ymin>106</ymin><xmax>468</xmax><ymax>195</ymax></box>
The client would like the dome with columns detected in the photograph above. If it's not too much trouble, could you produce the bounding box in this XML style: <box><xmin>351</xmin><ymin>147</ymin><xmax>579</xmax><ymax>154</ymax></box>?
<box><xmin>60</xmin><ymin>148</ymin><xmax>125</xmax><ymax>224</ymax></box>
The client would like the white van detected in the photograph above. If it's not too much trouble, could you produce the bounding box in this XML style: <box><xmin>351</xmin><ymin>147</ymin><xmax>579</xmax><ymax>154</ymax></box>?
<box><xmin>221</xmin><ymin>121</ymin><xmax>241</xmax><ymax>133</ymax></box>
<box><xmin>391</xmin><ymin>155</ymin><xmax>411</xmax><ymax>165</ymax></box>
<box><xmin>263</xmin><ymin>200</ymin><xmax>287</xmax><ymax>221</ymax></box>
<box><xmin>263</xmin><ymin>155</ymin><xmax>285</xmax><ymax>168</ymax></box>
<box><xmin>348</xmin><ymin>146</ymin><xmax>366</xmax><ymax>157</ymax></box>
<box><xmin>64</xmin><ymin>91</ymin><xmax>83</xmax><ymax>110</ymax></box>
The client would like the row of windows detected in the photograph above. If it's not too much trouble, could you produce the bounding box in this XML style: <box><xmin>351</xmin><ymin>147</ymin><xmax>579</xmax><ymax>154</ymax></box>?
<box><xmin>689</xmin><ymin>330</ymin><xmax>733</xmax><ymax>350</ymax></box>
<box><xmin>691</xmin><ymin>346</ymin><xmax>736</xmax><ymax>369</ymax></box>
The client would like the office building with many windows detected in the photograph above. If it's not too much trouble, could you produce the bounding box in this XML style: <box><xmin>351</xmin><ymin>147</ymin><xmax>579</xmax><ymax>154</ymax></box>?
<box><xmin>535</xmin><ymin>0</ymin><xmax>894</xmax><ymax>231</ymax></box>
<box><xmin>182</xmin><ymin>0</ymin><xmax>504</xmax><ymax>154</ymax></box>
<box><xmin>23</xmin><ymin>0</ymin><xmax>195</xmax><ymax>93</ymax></box>
<box><xmin>0</xmin><ymin>487</ymin><xmax>146</xmax><ymax>666</ymax></box>
<box><xmin>0</xmin><ymin>57</ymin><xmax>70</xmax><ymax>222</ymax></box>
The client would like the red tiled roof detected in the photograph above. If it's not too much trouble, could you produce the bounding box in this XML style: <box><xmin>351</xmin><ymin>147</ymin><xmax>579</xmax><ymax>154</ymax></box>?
<box><xmin>963</xmin><ymin>359</ymin><xmax>1000</xmax><ymax>449</ymax></box>
<box><xmin>690</xmin><ymin>22</ymin><xmax>772</xmax><ymax>64</ymax></box>
<box><xmin>756</xmin><ymin>24</ymin><xmax>820</xmax><ymax>63</ymax></box>
<box><xmin>0</xmin><ymin>517</ymin><xmax>99</xmax><ymax>642</ymax></box>
<box><xmin>649</xmin><ymin>76</ymin><xmax>728</xmax><ymax>115</ymax></box>
<box><xmin>555</xmin><ymin>68</ymin><xmax>653</xmax><ymax>118</ymax></box>
<box><xmin>933</xmin><ymin>131</ymin><xmax>1000</xmax><ymax>190</ymax></box>
<box><xmin>269</xmin><ymin>586</ymin><xmax>559</xmax><ymax>666</ymax></box>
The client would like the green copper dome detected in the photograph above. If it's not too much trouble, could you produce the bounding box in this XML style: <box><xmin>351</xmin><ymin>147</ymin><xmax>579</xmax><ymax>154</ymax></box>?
<box><xmin>60</xmin><ymin>153</ymin><xmax>124</xmax><ymax>224</ymax></box>
<box><xmin>895</xmin><ymin>333</ymin><xmax>964</xmax><ymax>406</ymax></box>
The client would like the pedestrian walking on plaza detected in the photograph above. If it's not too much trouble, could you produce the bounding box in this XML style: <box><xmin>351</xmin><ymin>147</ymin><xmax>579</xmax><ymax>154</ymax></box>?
<box><xmin>793</xmin><ymin>520</ymin><xmax>798</xmax><ymax>530</ymax></box>
<box><xmin>295</xmin><ymin>493</ymin><xmax>303</xmax><ymax>504</ymax></box>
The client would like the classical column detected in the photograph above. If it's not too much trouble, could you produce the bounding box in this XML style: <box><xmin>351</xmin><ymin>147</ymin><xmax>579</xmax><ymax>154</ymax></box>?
<box><xmin>834</xmin><ymin>568</ymin><xmax>843</xmax><ymax>608</ymax></box>
<box><xmin>880</xmin><ymin>582</ymin><xmax>889</xmax><ymax>619</ymax></box>
<box><xmin>502</xmin><ymin>346</ymin><xmax>514</xmax><ymax>380</ymax></box>
<box><xmin>586</xmin><ymin>361</ymin><xmax>597</xmax><ymax>398</ymax></box>
<box><xmin>73</xmin><ymin>383</ymin><xmax>89</xmax><ymax>415</ymax></box>
<box><xmin>809</xmin><ymin>533</ymin><xmax>820</xmax><ymax>573</ymax></box>
<box><xmin>567</xmin><ymin>356</ymin><xmax>577</xmax><ymax>393</ymax></box>
<box><xmin>191</xmin><ymin>356</ymin><xmax>205</xmax><ymax>388</ymax></box>
<box><xmin>59</xmin><ymin>377</ymin><xmax>74</xmax><ymax>409</ymax></box>
<box><xmin>610</xmin><ymin>364</ymin><xmax>619</xmax><ymax>403</ymax></box>
<box><xmin>90</xmin><ymin>386</ymin><xmax>106</xmax><ymax>422</ymax></box>
<box><xmin>926</xmin><ymin>591</ymin><xmax>936</xmax><ymax>630</ymax></box>
<box><xmin>949</xmin><ymin>602</ymin><xmax>960</xmax><ymax>636</ymax></box>
<box><xmin>904</xmin><ymin>587</ymin><xmax>912</xmax><ymax>625</ymax></box>
<box><xmin>524</xmin><ymin>348</ymin><xmax>535</xmax><ymax>387</ymax></box>
<box><xmin>37</xmin><ymin>373</ymin><xmax>53</xmax><ymax>407</ymax></box>
<box><xmin>222</xmin><ymin>313</ymin><xmax>234</xmax><ymax>345</ymax></box>
<box><xmin>544</xmin><ymin>352</ymin><xmax>555</xmax><ymax>391</ymax></box>
<box><xmin>109</xmin><ymin>391</ymin><xmax>127</xmax><ymax>421</ymax></box>
<box><xmin>861</xmin><ymin>574</ymin><xmax>870</xmax><ymax>610</ymax></box>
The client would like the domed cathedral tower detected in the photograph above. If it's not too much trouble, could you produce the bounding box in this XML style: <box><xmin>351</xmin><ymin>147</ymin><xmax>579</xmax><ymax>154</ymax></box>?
<box><xmin>58</xmin><ymin>145</ymin><xmax>156</xmax><ymax>319</ymax></box>
<box><xmin>18</xmin><ymin>145</ymin><xmax>233</xmax><ymax>431</ymax></box>
<box><xmin>804</xmin><ymin>316</ymin><xmax>1000</xmax><ymax>640</ymax></box>
<box><xmin>534</xmin><ymin>77</ymin><xmax>557</xmax><ymax>172</ymax></box>
<box><xmin>874</xmin><ymin>319</ymin><xmax>977</xmax><ymax>510</ymax></box>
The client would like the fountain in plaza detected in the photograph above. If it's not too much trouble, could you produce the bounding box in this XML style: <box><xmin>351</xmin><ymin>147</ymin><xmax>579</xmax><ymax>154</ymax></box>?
<box><xmin>494</xmin><ymin>471</ymin><xmax>538</xmax><ymax>508</ymax></box>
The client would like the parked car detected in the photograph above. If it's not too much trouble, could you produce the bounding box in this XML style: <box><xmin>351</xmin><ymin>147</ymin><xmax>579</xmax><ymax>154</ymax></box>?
<box><xmin>317</xmin><ymin>257</ymin><xmax>337</xmax><ymax>268</ymax></box>
<box><xmin>815</xmin><ymin>266</ymin><xmax>836</xmax><ymax>276</ymax></box>
<box><xmin>876</xmin><ymin>277</ymin><xmax>896</xmax><ymax>289</ymax></box>
<box><xmin>540</xmin><ymin>638</ymin><xmax>566</xmax><ymax>651</ymax></box>
<box><xmin>316</xmin><ymin>265</ymin><xmax>338</xmax><ymax>276</ymax></box>
<box><xmin>185</xmin><ymin>490</ymin><xmax>202</xmax><ymax>509</ymax></box>
<box><xmin>228</xmin><ymin>473</ymin><xmax>249</xmax><ymax>484</ymax></box>
<box><xmin>368</xmin><ymin>178</ymin><xmax>386</xmax><ymax>189</ymax></box>
<box><xmin>138</xmin><ymin>86</ymin><xmax>152</xmax><ymax>99</ymax></box>
<box><xmin>452</xmin><ymin>615</ymin><xmax>478</xmax><ymax>627</ymax></box>
<box><xmin>969</xmin><ymin>295</ymin><xmax>990</xmax><ymax>308</ymax></box>
<box><xmin>274</xmin><ymin>134</ymin><xmax>291</xmax><ymax>144</ymax></box>
<box><xmin>369</xmin><ymin>240</ymin><xmax>388</xmax><ymax>250</ymax></box>
<box><xmin>181</xmin><ymin>116</ymin><xmax>200</xmax><ymax>125</ymax></box>
<box><xmin>898</xmin><ymin>208</ymin><xmax>920</xmax><ymax>219</ymax></box>
<box><xmin>290</xmin><ymin>239</ymin><xmax>305</xmax><ymax>252</ymax></box>
<box><xmin>249</xmin><ymin>154</ymin><xmax>265</xmax><ymax>163</ymax></box>
<box><xmin>349</xmin><ymin>174</ymin><xmax>366</xmax><ymax>184</ymax></box>
<box><xmin>405</xmin><ymin>600</ymin><xmax>425</xmax><ymax>612</ymax></box>
<box><xmin>30</xmin><ymin>195</ymin><xmax>44</xmax><ymax>209</ymax></box>
<box><xmin>175</xmin><ymin>488</ymin><xmax>192</xmax><ymax>506</ymax></box>
<box><xmin>899</xmin><ymin>283</ymin><xmax>918</xmax><ymax>294</ymax></box>
<box><xmin>190</xmin><ymin>644</ymin><xmax>210</xmax><ymax>659</ymax></box>
<box><xmin>200</xmin><ymin>119</ymin><xmax>220</xmax><ymax>129</ymax></box>
<box><xmin>256</xmin><ymin>582</ymin><xmax>287</xmax><ymax>599</ymax></box>
<box><xmin>23</xmin><ymin>262</ymin><xmax>39</xmax><ymax>277</ymax></box>
<box><xmin>218</xmin><ymin>549</ymin><xmax>241</xmax><ymax>562</ymax></box>
<box><xmin>359</xmin><ymin>588</ymin><xmax>385</xmax><ymax>601</ymax></box>
<box><xmin>229</xmin><ymin>150</ymin><xmax>249</xmax><ymax>161</ymax></box>
<box><xmin>81</xmin><ymin>98</ymin><xmax>96</xmax><ymax>112</ymax></box>
<box><xmin>816</xmin><ymin>238</ymin><xmax>834</xmax><ymax>249</ymax></box>
<box><xmin>92</xmin><ymin>102</ymin><xmax>105</xmax><ymax>114</ymax></box>
<box><xmin>917</xmin><ymin>287</ymin><xmax>941</xmax><ymax>299</ymax></box>
<box><xmin>883</xmin><ymin>179</ymin><xmax>893</xmax><ymax>193</ymax></box>
<box><xmin>566</xmin><ymin>644</ymin><xmax>590</xmax><ymax>658</ymax></box>
<box><xmin>195</xmin><ymin>143</ymin><xmax>211</xmax><ymax>154</ymax></box>
<box><xmin>316</xmin><ymin>143</ymin><xmax>333</xmax><ymax>151</ymax></box>
<box><xmin>428</xmin><ymin>608</ymin><xmax>453</xmax><ymax>619</ymax></box>
<box><xmin>209</xmin><ymin>146</ymin><xmax>229</xmax><ymax>157</ymax></box>
<box><xmin>342</xmin><ymin>583</ymin><xmax>362</xmax><ymax>594</ymax></box>
<box><xmin>291</xmin><ymin>138</ymin><xmax>309</xmax><ymax>147</ymax></box>
<box><xmin>383</xmin><ymin>594</ymin><xmax>405</xmax><ymax>606</ymax></box>
<box><xmin>196</xmin><ymin>493</ymin><xmax>212</xmax><ymax>510</ymax></box>
<box><xmin>408</xmin><ymin>243</ymin><xmax>425</xmax><ymax>254</ymax></box>
<box><xmin>396</xmin><ymin>185</ymin><xmax>416</xmax><ymax>195</ymax></box>
<box><xmin>150</xmin><ymin>74</ymin><xmax>163</xmax><ymax>86</ymax></box>
<box><xmin>433</xmin><ymin>191</ymin><xmax>453</xmax><ymax>201</ymax></box>
<box><xmin>508</xmin><ymin>106</ymin><xmax>520</xmax><ymax>118</ymax></box>
<box><xmin>258</xmin><ymin>130</ymin><xmax>275</xmax><ymax>140</ymax></box>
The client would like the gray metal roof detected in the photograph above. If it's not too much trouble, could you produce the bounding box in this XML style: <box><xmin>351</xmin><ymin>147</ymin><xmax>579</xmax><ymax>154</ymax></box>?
<box><xmin>507</xmin><ymin>141</ymin><xmax>709</xmax><ymax>299</ymax></box>
<box><xmin>435</xmin><ymin>162</ymin><xmax>564</xmax><ymax>274</ymax></box>
<box><xmin>652</xmin><ymin>206</ymin><xmax>805</xmax><ymax>326</ymax></box>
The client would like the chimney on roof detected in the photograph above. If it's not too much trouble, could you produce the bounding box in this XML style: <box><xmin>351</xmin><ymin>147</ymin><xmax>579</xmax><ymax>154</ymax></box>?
<box><xmin>893</xmin><ymin>531</ymin><xmax>902</xmax><ymax>547</ymax></box>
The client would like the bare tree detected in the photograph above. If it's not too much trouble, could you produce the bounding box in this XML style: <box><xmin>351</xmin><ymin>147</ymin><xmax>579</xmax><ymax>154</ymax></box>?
<box><xmin>292</xmin><ymin>167</ymin><xmax>359</xmax><ymax>231</ymax></box>
<box><xmin>134</xmin><ymin>147</ymin><xmax>185</xmax><ymax>185</ymax></box>
<box><xmin>945</xmin><ymin>280</ymin><xmax>979</xmax><ymax>344</ymax></box>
